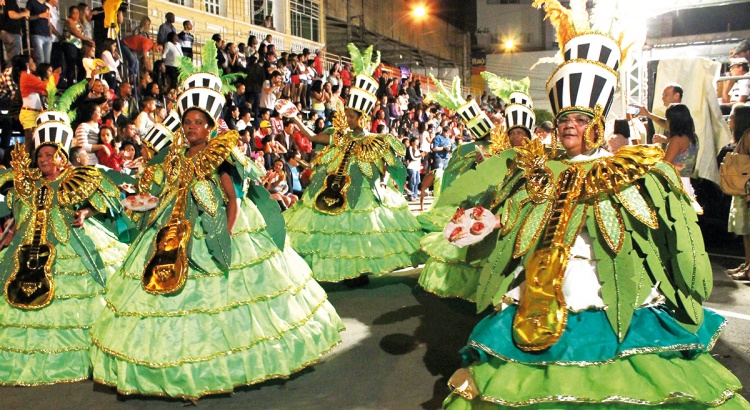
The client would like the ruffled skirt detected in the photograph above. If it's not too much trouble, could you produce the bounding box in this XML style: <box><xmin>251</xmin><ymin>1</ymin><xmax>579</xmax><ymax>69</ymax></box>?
<box><xmin>284</xmin><ymin>183</ymin><xmax>424</xmax><ymax>281</ymax></box>
<box><xmin>418</xmin><ymin>232</ymin><xmax>481</xmax><ymax>302</ymax></box>
<box><xmin>90</xmin><ymin>198</ymin><xmax>344</xmax><ymax>400</ymax></box>
<box><xmin>0</xmin><ymin>219</ymin><xmax>127</xmax><ymax>385</ymax></box>
<box><xmin>444</xmin><ymin>306</ymin><xmax>750</xmax><ymax>409</ymax></box>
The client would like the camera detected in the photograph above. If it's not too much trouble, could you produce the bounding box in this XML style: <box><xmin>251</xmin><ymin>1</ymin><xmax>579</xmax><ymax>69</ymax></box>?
<box><xmin>626</xmin><ymin>105</ymin><xmax>640</xmax><ymax>115</ymax></box>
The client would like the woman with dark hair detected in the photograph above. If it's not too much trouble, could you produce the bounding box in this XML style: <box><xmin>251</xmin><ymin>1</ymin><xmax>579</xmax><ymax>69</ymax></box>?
<box><xmin>309</xmin><ymin>79</ymin><xmax>327</xmax><ymax>119</ymax></box>
<box><xmin>607</xmin><ymin>118</ymin><xmax>631</xmax><ymax>153</ymax></box>
<box><xmin>726</xmin><ymin>104</ymin><xmax>750</xmax><ymax>279</ymax></box>
<box><xmin>371</xmin><ymin>108</ymin><xmax>388</xmax><ymax>133</ymax></box>
<box><xmin>664</xmin><ymin>103</ymin><xmax>701</xmax><ymax>213</ymax></box>
<box><xmin>162</xmin><ymin>31</ymin><xmax>182</xmax><ymax>89</ymax></box>
<box><xmin>90</xmin><ymin>62</ymin><xmax>344</xmax><ymax>397</ymax></box>
<box><xmin>73</xmin><ymin>102</ymin><xmax>111</xmax><ymax>165</ymax></box>
<box><xmin>0</xmin><ymin>115</ymin><xmax>127</xmax><ymax>386</ymax></box>
<box><xmin>245</xmin><ymin>34</ymin><xmax>258</xmax><ymax>59</ymax></box>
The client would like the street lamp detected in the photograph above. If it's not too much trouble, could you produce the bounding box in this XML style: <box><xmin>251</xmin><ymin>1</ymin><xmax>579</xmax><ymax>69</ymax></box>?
<box><xmin>373</xmin><ymin>4</ymin><xmax>428</xmax><ymax>48</ymax></box>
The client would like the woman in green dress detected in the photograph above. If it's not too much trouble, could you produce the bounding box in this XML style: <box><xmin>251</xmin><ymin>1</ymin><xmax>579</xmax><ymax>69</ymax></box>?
<box><xmin>282</xmin><ymin>44</ymin><xmax>424</xmax><ymax>286</ymax></box>
<box><xmin>443</xmin><ymin>2</ymin><xmax>748</xmax><ymax>408</ymax></box>
<box><xmin>0</xmin><ymin>113</ymin><xmax>128</xmax><ymax>385</ymax></box>
<box><xmin>90</xmin><ymin>44</ymin><xmax>344</xmax><ymax>400</ymax></box>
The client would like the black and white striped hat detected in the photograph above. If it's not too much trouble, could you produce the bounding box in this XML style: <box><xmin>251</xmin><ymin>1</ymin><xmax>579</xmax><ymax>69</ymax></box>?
<box><xmin>33</xmin><ymin>120</ymin><xmax>73</xmax><ymax>158</ymax></box>
<box><xmin>546</xmin><ymin>59</ymin><xmax>617</xmax><ymax>120</ymax></box>
<box><xmin>177</xmin><ymin>72</ymin><xmax>226</xmax><ymax>128</ymax></box>
<box><xmin>508</xmin><ymin>91</ymin><xmax>533</xmax><ymax>109</ymax></box>
<box><xmin>505</xmin><ymin>103</ymin><xmax>535</xmax><ymax>135</ymax></box>
<box><xmin>35</xmin><ymin>111</ymin><xmax>69</xmax><ymax>126</ymax></box>
<box><xmin>142</xmin><ymin>111</ymin><xmax>180</xmax><ymax>153</ymax></box>
<box><xmin>456</xmin><ymin>99</ymin><xmax>494</xmax><ymax>139</ymax></box>
<box><xmin>563</xmin><ymin>34</ymin><xmax>621</xmax><ymax>71</ymax></box>
<box><xmin>182</xmin><ymin>72</ymin><xmax>224</xmax><ymax>93</ymax></box>
<box><xmin>346</xmin><ymin>74</ymin><xmax>379</xmax><ymax>115</ymax></box>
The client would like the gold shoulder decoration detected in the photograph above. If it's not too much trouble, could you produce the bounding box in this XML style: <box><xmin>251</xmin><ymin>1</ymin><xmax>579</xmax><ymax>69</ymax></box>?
<box><xmin>191</xmin><ymin>130</ymin><xmax>239</xmax><ymax>179</ymax></box>
<box><xmin>488</xmin><ymin>126</ymin><xmax>511</xmax><ymax>156</ymax></box>
<box><xmin>581</xmin><ymin>144</ymin><xmax>663</xmax><ymax>199</ymax></box>
<box><xmin>352</xmin><ymin>134</ymin><xmax>397</xmax><ymax>177</ymax></box>
<box><xmin>331</xmin><ymin>109</ymin><xmax>348</xmax><ymax>146</ymax></box>
<box><xmin>10</xmin><ymin>144</ymin><xmax>40</xmax><ymax>199</ymax></box>
<box><xmin>57</xmin><ymin>166</ymin><xmax>103</xmax><ymax>207</ymax></box>
<box><xmin>137</xmin><ymin>165</ymin><xmax>157</xmax><ymax>194</ymax></box>
<box><xmin>514</xmin><ymin>138</ymin><xmax>555</xmax><ymax>203</ymax></box>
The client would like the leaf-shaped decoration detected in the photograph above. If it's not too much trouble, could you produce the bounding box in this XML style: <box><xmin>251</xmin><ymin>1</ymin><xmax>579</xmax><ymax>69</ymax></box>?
<box><xmin>98</xmin><ymin>175</ymin><xmax>120</xmax><ymax>198</ymax></box>
<box><xmin>387</xmin><ymin>135</ymin><xmax>405</xmax><ymax>156</ymax></box>
<box><xmin>177</xmin><ymin>56</ymin><xmax>196</xmax><ymax>83</ymax></box>
<box><xmin>89</xmin><ymin>192</ymin><xmax>108</xmax><ymax>214</ymax></box>
<box><xmin>653</xmin><ymin>162</ymin><xmax>687</xmax><ymax>195</ymax></box>
<box><xmin>501</xmin><ymin>195</ymin><xmax>528</xmax><ymax>236</ymax></box>
<box><xmin>327</xmin><ymin>152</ymin><xmax>344</xmax><ymax>173</ymax></box>
<box><xmin>562</xmin><ymin>203</ymin><xmax>587</xmax><ymax>246</ymax></box>
<box><xmin>382</xmin><ymin>149</ymin><xmax>396</xmax><ymax>166</ymax></box>
<box><xmin>201</xmin><ymin>40</ymin><xmax>219</xmax><ymax>77</ymax></box>
<box><xmin>5</xmin><ymin>190</ymin><xmax>13</xmax><ymax>210</ymax></box>
<box><xmin>220</xmin><ymin>72</ymin><xmax>247</xmax><ymax>93</ymax></box>
<box><xmin>191</xmin><ymin>179</ymin><xmax>218</xmax><ymax>217</ymax></box>
<box><xmin>615</xmin><ymin>184</ymin><xmax>658</xmax><ymax>229</ymax></box>
<box><xmin>50</xmin><ymin>207</ymin><xmax>70</xmax><ymax>243</ymax></box>
<box><xmin>314</xmin><ymin>145</ymin><xmax>337</xmax><ymax>167</ymax></box>
<box><xmin>358</xmin><ymin>161</ymin><xmax>373</xmax><ymax>179</ymax></box>
<box><xmin>46</xmin><ymin>77</ymin><xmax>58</xmax><ymax>109</ymax></box>
<box><xmin>58</xmin><ymin>166</ymin><xmax>102</xmax><ymax>207</ymax></box>
<box><xmin>201</xmin><ymin>206</ymin><xmax>231</xmax><ymax>269</ymax></box>
<box><xmin>481</xmin><ymin>72</ymin><xmax>531</xmax><ymax>102</ymax></box>
<box><xmin>513</xmin><ymin>200</ymin><xmax>553</xmax><ymax>258</ymax></box>
<box><xmin>347</xmin><ymin>43</ymin><xmax>364</xmax><ymax>76</ymax></box>
<box><xmin>594</xmin><ymin>196</ymin><xmax>625</xmax><ymax>254</ymax></box>
<box><xmin>15</xmin><ymin>197</ymin><xmax>30</xmax><ymax>227</ymax></box>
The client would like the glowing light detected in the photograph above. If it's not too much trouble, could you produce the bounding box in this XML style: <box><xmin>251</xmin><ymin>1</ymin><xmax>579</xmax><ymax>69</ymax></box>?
<box><xmin>413</xmin><ymin>5</ymin><xmax>427</xmax><ymax>18</ymax></box>
<box><xmin>504</xmin><ymin>40</ymin><xmax>515</xmax><ymax>51</ymax></box>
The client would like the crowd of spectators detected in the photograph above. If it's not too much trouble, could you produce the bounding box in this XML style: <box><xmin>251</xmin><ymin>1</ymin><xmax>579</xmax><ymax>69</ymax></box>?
<box><xmin>1</xmin><ymin>3</ymin><xmax>749</xmax><ymax>210</ymax></box>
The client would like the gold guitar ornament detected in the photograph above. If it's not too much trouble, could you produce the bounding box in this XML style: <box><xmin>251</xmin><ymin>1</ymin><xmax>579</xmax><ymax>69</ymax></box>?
<box><xmin>5</xmin><ymin>185</ymin><xmax>56</xmax><ymax>309</ymax></box>
<box><xmin>314</xmin><ymin>141</ymin><xmax>356</xmax><ymax>215</ymax></box>
<box><xmin>513</xmin><ymin>165</ymin><xmax>583</xmax><ymax>351</ymax></box>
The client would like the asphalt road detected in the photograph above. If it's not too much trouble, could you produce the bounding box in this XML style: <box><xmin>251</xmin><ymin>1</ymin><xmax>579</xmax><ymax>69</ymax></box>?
<box><xmin>1</xmin><ymin>203</ymin><xmax>749</xmax><ymax>409</ymax></box>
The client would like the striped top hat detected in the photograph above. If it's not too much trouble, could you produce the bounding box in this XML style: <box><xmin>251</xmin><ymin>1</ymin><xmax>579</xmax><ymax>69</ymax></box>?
<box><xmin>33</xmin><ymin>119</ymin><xmax>74</xmax><ymax>159</ymax></box>
<box><xmin>426</xmin><ymin>74</ymin><xmax>494</xmax><ymax>140</ymax></box>
<box><xmin>35</xmin><ymin>110</ymin><xmax>69</xmax><ymax>126</ymax></box>
<box><xmin>143</xmin><ymin>111</ymin><xmax>180</xmax><ymax>153</ymax></box>
<box><xmin>534</xmin><ymin>0</ymin><xmax>642</xmax><ymax>149</ymax></box>
<box><xmin>504</xmin><ymin>92</ymin><xmax>535</xmax><ymax>135</ymax></box>
<box><xmin>345</xmin><ymin>43</ymin><xmax>381</xmax><ymax>117</ymax></box>
<box><xmin>175</xmin><ymin>40</ymin><xmax>235</xmax><ymax>129</ymax></box>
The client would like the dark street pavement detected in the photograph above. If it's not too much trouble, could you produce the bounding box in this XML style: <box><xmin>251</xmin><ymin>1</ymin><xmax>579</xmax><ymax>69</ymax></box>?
<box><xmin>1</xmin><ymin>202</ymin><xmax>749</xmax><ymax>409</ymax></box>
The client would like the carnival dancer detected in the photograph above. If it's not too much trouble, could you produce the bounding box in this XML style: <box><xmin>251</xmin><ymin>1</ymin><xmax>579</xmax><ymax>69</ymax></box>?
<box><xmin>282</xmin><ymin>44</ymin><xmax>424</xmax><ymax>287</ymax></box>
<box><xmin>0</xmin><ymin>108</ymin><xmax>128</xmax><ymax>385</ymax></box>
<box><xmin>417</xmin><ymin>73</ymin><xmax>528</xmax><ymax>233</ymax></box>
<box><xmin>443</xmin><ymin>1</ymin><xmax>749</xmax><ymax>408</ymax></box>
<box><xmin>90</xmin><ymin>41</ymin><xmax>344</xmax><ymax>400</ymax></box>
<box><xmin>417</xmin><ymin>79</ymin><xmax>535</xmax><ymax>302</ymax></box>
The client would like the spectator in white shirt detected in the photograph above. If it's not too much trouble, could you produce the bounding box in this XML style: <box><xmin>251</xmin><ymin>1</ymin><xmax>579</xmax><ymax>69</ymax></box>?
<box><xmin>162</xmin><ymin>31</ymin><xmax>182</xmax><ymax>89</ymax></box>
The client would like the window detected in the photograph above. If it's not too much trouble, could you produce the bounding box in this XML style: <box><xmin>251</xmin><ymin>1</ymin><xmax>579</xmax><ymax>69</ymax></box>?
<box><xmin>205</xmin><ymin>0</ymin><xmax>221</xmax><ymax>15</ymax></box>
<box><xmin>169</xmin><ymin>0</ymin><xmax>193</xmax><ymax>7</ymax></box>
<box><xmin>290</xmin><ymin>0</ymin><xmax>320</xmax><ymax>42</ymax></box>
<box><xmin>486</xmin><ymin>0</ymin><xmax>520</xmax><ymax>4</ymax></box>
<box><xmin>253</xmin><ymin>0</ymin><xmax>273</xmax><ymax>26</ymax></box>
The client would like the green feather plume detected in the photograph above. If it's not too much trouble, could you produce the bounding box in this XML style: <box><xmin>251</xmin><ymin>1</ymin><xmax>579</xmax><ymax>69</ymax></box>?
<box><xmin>177</xmin><ymin>56</ymin><xmax>197</xmax><ymax>83</ymax></box>
<box><xmin>45</xmin><ymin>77</ymin><xmax>58</xmax><ymax>110</ymax></box>
<box><xmin>201</xmin><ymin>40</ymin><xmax>219</xmax><ymax>77</ymax></box>
<box><xmin>424</xmin><ymin>74</ymin><xmax>465</xmax><ymax>110</ymax></box>
<box><xmin>57</xmin><ymin>80</ymin><xmax>88</xmax><ymax>122</ymax></box>
<box><xmin>481</xmin><ymin>72</ymin><xmax>531</xmax><ymax>102</ymax></box>
<box><xmin>347</xmin><ymin>43</ymin><xmax>381</xmax><ymax>77</ymax></box>
<box><xmin>220</xmin><ymin>71</ymin><xmax>246</xmax><ymax>93</ymax></box>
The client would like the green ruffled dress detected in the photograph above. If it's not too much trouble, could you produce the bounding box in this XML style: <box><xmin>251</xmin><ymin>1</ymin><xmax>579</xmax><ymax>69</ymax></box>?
<box><xmin>417</xmin><ymin>151</ymin><xmax>517</xmax><ymax>302</ymax></box>
<box><xmin>90</xmin><ymin>134</ymin><xmax>344</xmax><ymax>400</ymax></box>
<box><xmin>444</xmin><ymin>146</ymin><xmax>750</xmax><ymax>409</ymax></box>
<box><xmin>284</xmin><ymin>130</ymin><xmax>425</xmax><ymax>281</ymax></box>
<box><xmin>0</xmin><ymin>167</ymin><xmax>128</xmax><ymax>385</ymax></box>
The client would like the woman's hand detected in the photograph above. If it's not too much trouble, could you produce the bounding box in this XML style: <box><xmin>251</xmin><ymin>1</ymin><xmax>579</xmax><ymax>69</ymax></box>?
<box><xmin>71</xmin><ymin>209</ymin><xmax>92</xmax><ymax>228</ymax></box>
<box><xmin>493</xmin><ymin>214</ymin><xmax>503</xmax><ymax>231</ymax></box>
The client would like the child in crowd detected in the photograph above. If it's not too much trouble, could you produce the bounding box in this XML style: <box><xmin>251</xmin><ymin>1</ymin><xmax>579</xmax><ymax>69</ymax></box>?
<box><xmin>96</xmin><ymin>125</ymin><xmax>123</xmax><ymax>171</ymax></box>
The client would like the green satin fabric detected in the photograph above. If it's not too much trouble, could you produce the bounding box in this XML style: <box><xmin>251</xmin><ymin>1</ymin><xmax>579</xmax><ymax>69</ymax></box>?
<box><xmin>444</xmin><ymin>353</ymin><xmax>749</xmax><ymax>409</ymax></box>
<box><xmin>90</xmin><ymin>197</ymin><xmax>344</xmax><ymax>400</ymax></box>
<box><xmin>0</xmin><ymin>219</ymin><xmax>127</xmax><ymax>385</ymax></box>
<box><xmin>284</xmin><ymin>178</ymin><xmax>425</xmax><ymax>281</ymax></box>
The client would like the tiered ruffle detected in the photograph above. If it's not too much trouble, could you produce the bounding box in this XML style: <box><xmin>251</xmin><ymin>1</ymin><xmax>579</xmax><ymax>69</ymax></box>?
<box><xmin>0</xmin><ymin>220</ymin><xmax>127</xmax><ymax>385</ymax></box>
<box><xmin>444</xmin><ymin>306</ymin><xmax>750</xmax><ymax>409</ymax></box>
<box><xmin>284</xmin><ymin>185</ymin><xmax>424</xmax><ymax>281</ymax></box>
<box><xmin>418</xmin><ymin>232</ymin><xmax>480</xmax><ymax>301</ymax></box>
<box><xmin>90</xmin><ymin>198</ymin><xmax>344</xmax><ymax>400</ymax></box>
